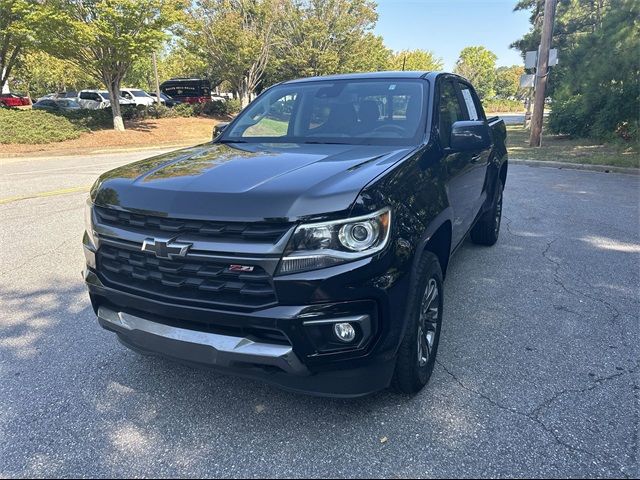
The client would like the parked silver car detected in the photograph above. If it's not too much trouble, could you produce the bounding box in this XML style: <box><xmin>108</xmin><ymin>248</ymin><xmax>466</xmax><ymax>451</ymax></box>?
<box><xmin>73</xmin><ymin>90</ymin><xmax>136</xmax><ymax>110</ymax></box>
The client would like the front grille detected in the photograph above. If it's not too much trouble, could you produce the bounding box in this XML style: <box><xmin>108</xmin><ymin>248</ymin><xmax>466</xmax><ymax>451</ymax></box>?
<box><xmin>95</xmin><ymin>206</ymin><xmax>291</xmax><ymax>243</ymax></box>
<box><xmin>97</xmin><ymin>244</ymin><xmax>277</xmax><ymax>310</ymax></box>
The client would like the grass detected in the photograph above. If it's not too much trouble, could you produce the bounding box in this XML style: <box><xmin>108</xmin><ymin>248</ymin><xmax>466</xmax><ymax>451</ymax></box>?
<box><xmin>506</xmin><ymin>124</ymin><xmax>639</xmax><ymax>169</ymax></box>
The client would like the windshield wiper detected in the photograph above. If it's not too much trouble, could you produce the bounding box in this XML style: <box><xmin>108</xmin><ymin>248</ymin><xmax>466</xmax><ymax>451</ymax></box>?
<box><xmin>303</xmin><ymin>140</ymin><xmax>350</xmax><ymax>145</ymax></box>
<box><xmin>218</xmin><ymin>139</ymin><xmax>248</xmax><ymax>144</ymax></box>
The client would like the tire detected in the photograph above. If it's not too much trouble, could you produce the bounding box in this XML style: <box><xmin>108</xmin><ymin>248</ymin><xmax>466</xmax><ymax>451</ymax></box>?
<box><xmin>392</xmin><ymin>251</ymin><xmax>444</xmax><ymax>394</ymax></box>
<box><xmin>470</xmin><ymin>178</ymin><xmax>504</xmax><ymax>246</ymax></box>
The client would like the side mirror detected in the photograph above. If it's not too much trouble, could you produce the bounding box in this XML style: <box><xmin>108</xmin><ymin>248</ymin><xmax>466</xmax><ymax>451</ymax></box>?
<box><xmin>449</xmin><ymin>120</ymin><xmax>491</xmax><ymax>151</ymax></box>
<box><xmin>213</xmin><ymin>122</ymin><xmax>229</xmax><ymax>140</ymax></box>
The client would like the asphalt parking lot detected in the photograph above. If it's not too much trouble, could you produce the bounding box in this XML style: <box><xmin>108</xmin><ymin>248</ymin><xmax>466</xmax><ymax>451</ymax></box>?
<box><xmin>0</xmin><ymin>151</ymin><xmax>638</xmax><ymax>478</ymax></box>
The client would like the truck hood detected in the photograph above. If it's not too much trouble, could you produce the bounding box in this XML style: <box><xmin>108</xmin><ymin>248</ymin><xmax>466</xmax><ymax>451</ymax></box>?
<box><xmin>92</xmin><ymin>142</ymin><xmax>414</xmax><ymax>221</ymax></box>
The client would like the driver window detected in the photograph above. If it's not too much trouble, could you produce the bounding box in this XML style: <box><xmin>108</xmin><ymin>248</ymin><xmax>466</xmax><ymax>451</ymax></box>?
<box><xmin>438</xmin><ymin>80</ymin><xmax>465</xmax><ymax>148</ymax></box>
<box><xmin>242</xmin><ymin>93</ymin><xmax>297</xmax><ymax>137</ymax></box>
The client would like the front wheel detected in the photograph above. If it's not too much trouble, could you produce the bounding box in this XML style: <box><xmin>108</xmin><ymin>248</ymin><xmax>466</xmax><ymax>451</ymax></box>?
<box><xmin>470</xmin><ymin>178</ymin><xmax>504</xmax><ymax>246</ymax></box>
<box><xmin>392</xmin><ymin>252</ymin><xmax>444</xmax><ymax>394</ymax></box>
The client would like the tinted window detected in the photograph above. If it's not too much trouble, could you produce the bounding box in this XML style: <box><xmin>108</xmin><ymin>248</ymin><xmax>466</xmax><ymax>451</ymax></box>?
<box><xmin>224</xmin><ymin>79</ymin><xmax>427</xmax><ymax>146</ymax></box>
<box><xmin>438</xmin><ymin>80</ymin><xmax>465</xmax><ymax>148</ymax></box>
<box><xmin>243</xmin><ymin>93</ymin><xmax>297</xmax><ymax>137</ymax></box>
<box><xmin>58</xmin><ymin>100</ymin><xmax>79</xmax><ymax>107</ymax></box>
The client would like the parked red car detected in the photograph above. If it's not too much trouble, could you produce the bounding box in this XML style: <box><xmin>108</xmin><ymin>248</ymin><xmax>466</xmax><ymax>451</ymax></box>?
<box><xmin>0</xmin><ymin>93</ymin><xmax>32</xmax><ymax>108</ymax></box>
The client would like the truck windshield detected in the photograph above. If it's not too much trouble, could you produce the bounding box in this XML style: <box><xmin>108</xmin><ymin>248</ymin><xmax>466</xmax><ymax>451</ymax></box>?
<box><xmin>222</xmin><ymin>79</ymin><xmax>428</xmax><ymax>146</ymax></box>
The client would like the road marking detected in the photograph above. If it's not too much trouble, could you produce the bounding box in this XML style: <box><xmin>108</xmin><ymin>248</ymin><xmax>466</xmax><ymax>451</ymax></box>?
<box><xmin>1</xmin><ymin>160</ymin><xmax>127</xmax><ymax>176</ymax></box>
<box><xmin>0</xmin><ymin>185</ymin><xmax>90</xmax><ymax>205</ymax></box>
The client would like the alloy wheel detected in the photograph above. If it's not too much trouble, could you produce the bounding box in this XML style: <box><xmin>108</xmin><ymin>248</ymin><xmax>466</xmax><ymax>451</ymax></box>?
<box><xmin>417</xmin><ymin>278</ymin><xmax>440</xmax><ymax>367</ymax></box>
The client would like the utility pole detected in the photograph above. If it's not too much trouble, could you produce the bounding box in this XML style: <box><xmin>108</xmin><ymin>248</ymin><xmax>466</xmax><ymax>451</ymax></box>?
<box><xmin>152</xmin><ymin>51</ymin><xmax>161</xmax><ymax>105</ymax></box>
<box><xmin>529</xmin><ymin>0</ymin><xmax>557</xmax><ymax>147</ymax></box>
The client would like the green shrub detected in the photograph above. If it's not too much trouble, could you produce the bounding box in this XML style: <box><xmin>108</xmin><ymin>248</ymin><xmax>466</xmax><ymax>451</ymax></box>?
<box><xmin>548</xmin><ymin>95</ymin><xmax>590</xmax><ymax>137</ymax></box>
<box><xmin>172</xmin><ymin>103</ymin><xmax>196</xmax><ymax>117</ymax></box>
<box><xmin>0</xmin><ymin>108</ymin><xmax>83</xmax><ymax>144</ymax></box>
<box><xmin>128</xmin><ymin>104</ymin><xmax>179</xmax><ymax>120</ymax></box>
<box><xmin>225</xmin><ymin>98</ymin><xmax>242</xmax><ymax>115</ymax></box>
<box><xmin>61</xmin><ymin>109</ymin><xmax>113</xmax><ymax>130</ymax></box>
<box><xmin>192</xmin><ymin>99</ymin><xmax>241</xmax><ymax>117</ymax></box>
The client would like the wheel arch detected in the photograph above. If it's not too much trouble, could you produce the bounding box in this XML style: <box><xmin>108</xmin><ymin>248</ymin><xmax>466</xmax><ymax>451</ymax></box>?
<box><xmin>411</xmin><ymin>208</ymin><xmax>454</xmax><ymax>283</ymax></box>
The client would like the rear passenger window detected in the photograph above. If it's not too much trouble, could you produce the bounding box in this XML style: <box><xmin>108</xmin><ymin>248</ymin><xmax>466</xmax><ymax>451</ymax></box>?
<box><xmin>459</xmin><ymin>85</ymin><xmax>485</xmax><ymax>121</ymax></box>
<box><xmin>438</xmin><ymin>81</ymin><xmax>465</xmax><ymax>148</ymax></box>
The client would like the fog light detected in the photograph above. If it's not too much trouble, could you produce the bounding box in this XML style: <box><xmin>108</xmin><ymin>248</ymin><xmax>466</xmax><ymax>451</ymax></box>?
<box><xmin>333</xmin><ymin>322</ymin><xmax>356</xmax><ymax>343</ymax></box>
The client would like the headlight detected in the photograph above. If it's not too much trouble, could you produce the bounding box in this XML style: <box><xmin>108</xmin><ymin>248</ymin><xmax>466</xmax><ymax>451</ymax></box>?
<box><xmin>278</xmin><ymin>208</ymin><xmax>391</xmax><ymax>275</ymax></box>
<box><xmin>84</xmin><ymin>198</ymin><xmax>97</xmax><ymax>248</ymax></box>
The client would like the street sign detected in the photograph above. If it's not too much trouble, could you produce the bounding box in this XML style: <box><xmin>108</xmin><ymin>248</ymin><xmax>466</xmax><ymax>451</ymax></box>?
<box><xmin>525</xmin><ymin>48</ymin><xmax>559</xmax><ymax>69</ymax></box>
<box><xmin>525</xmin><ymin>51</ymin><xmax>538</xmax><ymax>69</ymax></box>
<box><xmin>520</xmin><ymin>74</ymin><xmax>536</xmax><ymax>89</ymax></box>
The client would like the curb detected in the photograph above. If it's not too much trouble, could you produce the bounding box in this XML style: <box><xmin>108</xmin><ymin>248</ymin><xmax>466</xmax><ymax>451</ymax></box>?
<box><xmin>0</xmin><ymin>144</ymin><xmax>191</xmax><ymax>164</ymax></box>
<box><xmin>509</xmin><ymin>158</ymin><xmax>639</xmax><ymax>176</ymax></box>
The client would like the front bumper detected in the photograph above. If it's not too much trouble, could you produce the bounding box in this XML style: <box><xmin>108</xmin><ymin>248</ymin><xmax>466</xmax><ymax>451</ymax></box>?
<box><xmin>85</xmin><ymin>238</ymin><xmax>412</xmax><ymax>397</ymax></box>
<box><xmin>96</xmin><ymin>304</ymin><xmax>395</xmax><ymax>398</ymax></box>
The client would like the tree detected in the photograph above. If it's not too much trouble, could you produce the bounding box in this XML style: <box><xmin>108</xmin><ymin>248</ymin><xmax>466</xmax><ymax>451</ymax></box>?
<box><xmin>453</xmin><ymin>46</ymin><xmax>498</xmax><ymax>98</ymax></box>
<box><xmin>387</xmin><ymin>49</ymin><xmax>443</xmax><ymax>72</ymax></box>
<box><xmin>11</xmin><ymin>50</ymin><xmax>96</xmax><ymax>97</ymax></box>
<box><xmin>495</xmin><ymin>65</ymin><xmax>524</xmax><ymax>99</ymax></box>
<box><xmin>513</xmin><ymin>0</ymin><xmax>639</xmax><ymax>140</ymax></box>
<box><xmin>342</xmin><ymin>33</ymin><xmax>391</xmax><ymax>74</ymax></box>
<box><xmin>267</xmin><ymin>0</ymin><xmax>385</xmax><ymax>83</ymax></box>
<box><xmin>193</xmin><ymin>0</ymin><xmax>284</xmax><ymax>107</ymax></box>
<box><xmin>0</xmin><ymin>0</ymin><xmax>48</xmax><ymax>91</ymax></box>
<box><xmin>39</xmin><ymin>0</ymin><xmax>184</xmax><ymax>131</ymax></box>
<box><xmin>126</xmin><ymin>43</ymin><xmax>209</xmax><ymax>91</ymax></box>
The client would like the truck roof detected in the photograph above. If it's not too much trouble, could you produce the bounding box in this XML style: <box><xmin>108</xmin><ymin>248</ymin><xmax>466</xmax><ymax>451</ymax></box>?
<box><xmin>282</xmin><ymin>71</ymin><xmax>442</xmax><ymax>84</ymax></box>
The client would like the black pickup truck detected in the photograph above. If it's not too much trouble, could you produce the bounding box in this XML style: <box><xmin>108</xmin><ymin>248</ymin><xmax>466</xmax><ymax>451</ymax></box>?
<box><xmin>84</xmin><ymin>72</ymin><xmax>507</xmax><ymax>397</ymax></box>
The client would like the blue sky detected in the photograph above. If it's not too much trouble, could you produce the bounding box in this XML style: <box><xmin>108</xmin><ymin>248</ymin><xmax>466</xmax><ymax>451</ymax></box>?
<box><xmin>374</xmin><ymin>0</ymin><xmax>532</xmax><ymax>70</ymax></box>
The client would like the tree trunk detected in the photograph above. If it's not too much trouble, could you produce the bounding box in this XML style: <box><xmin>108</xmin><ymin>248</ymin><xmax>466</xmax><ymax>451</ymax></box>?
<box><xmin>238</xmin><ymin>78</ymin><xmax>251</xmax><ymax>108</ymax></box>
<box><xmin>105</xmin><ymin>77</ymin><xmax>125</xmax><ymax>131</ymax></box>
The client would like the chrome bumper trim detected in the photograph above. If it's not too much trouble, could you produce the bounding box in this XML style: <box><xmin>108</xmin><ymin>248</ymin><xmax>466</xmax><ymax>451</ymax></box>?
<box><xmin>97</xmin><ymin>306</ymin><xmax>308</xmax><ymax>375</ymax></box>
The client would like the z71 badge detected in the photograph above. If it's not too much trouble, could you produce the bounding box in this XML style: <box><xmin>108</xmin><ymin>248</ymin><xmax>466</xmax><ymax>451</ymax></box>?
<box><xmin>229</xmin><ymin>264</ymin><xmax>255</xmax><ymax>272</ymax></box>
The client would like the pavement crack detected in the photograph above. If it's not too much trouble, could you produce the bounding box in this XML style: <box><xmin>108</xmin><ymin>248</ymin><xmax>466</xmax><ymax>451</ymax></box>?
<box><xmin>437</xmin><ymin>360</ymin><xmax>631</xmax><ymax>477</ymax></box>
<box><xmin>529</xmin><ymin>370</ymin><xmax>631</xmax><ymax>418</ymax></box>
<box><xmin>502</xmin><ymin>215</ymin><xmax>528</xmax><ymax>239</ymax></box>
<box><xmin>541</xmin><ymin>238</ymin><xmax>624</xmax><ymax>331</ymax></box>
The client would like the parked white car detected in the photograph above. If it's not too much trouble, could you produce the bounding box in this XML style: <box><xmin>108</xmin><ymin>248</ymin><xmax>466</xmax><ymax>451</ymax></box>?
<box><xmin>73</xmin><ymin>90</ymin><xmax>136</xmax><ymax>110</ymax></box>
<box><xmin>120</xmin><ymin>88</ymin><xmax>162</xmax><ymax>107</ymax></box>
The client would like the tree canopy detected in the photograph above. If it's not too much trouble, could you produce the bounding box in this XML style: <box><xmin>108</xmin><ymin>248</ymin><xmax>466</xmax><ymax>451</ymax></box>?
<box><xmin>453</xmin><ymin>46</ymin><xmax>498</xmax><ymax>99</ymax></box>
<box><xmin>387</xmin><ymin>49</ymin><xmax>443</xmax><ymax>72</ymax></box>
<box><xmin>513</xmin><ymin>0</ymin><xmax>639</xmax><ymax>140</ymax></box>
<box><xmin>37</xmin><ymin>0</ymin><xmax>185</xmax><ymax>130</ymax></box>
<box><xmin>0</xmin><ymin>0</ymin><xmax>49</xmax><ymax>91</ymax></box>
<box><xmin>495</xmin><ymin>65</ymin><xmax>524</xmax><ymax>99</ymax></box>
